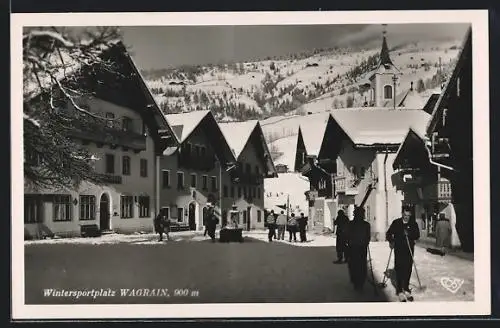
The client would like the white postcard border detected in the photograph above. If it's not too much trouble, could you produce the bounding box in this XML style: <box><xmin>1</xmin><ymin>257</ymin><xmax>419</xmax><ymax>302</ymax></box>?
<box><xmin>11</xmin><ymin>9</ymin><xmax>490</xmax><ymax>319</ymax></box>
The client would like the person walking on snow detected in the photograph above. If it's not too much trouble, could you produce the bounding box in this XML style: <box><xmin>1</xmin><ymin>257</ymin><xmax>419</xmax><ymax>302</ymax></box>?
<box><xmin>154</xmin><ymin>213</ymin><xmax>168</xmax><ymax>242</ymax></box>
<box><xmin>333</xmin><ymin>210</ymin><xmax>350</xmax><ymax>264</ymax></box>
<box><xmin>276</xmin><ymin>210</ymin><xmax>287</xmax><ymax>240</ymax></box>
<box><xmin>386</xmin><ymin>205</ymin><xmax>420</xmax><ymax>302</ymax></box>
<box><xmin>266</xmin><ymin>210</ymin><xmax>277</xmax><ymax>242</ymax></box>
<box><xmin>345</xmin><ymin>206</ymin><xmax>371</xmax><ymax>291</ymax></box>
<box><xmin>206</xmin><ymin>205</ymin><xmax>219</xmax><ymax>242</ymax></box>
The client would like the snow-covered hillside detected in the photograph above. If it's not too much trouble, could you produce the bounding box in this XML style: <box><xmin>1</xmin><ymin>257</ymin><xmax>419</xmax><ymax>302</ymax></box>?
<box><xmin>142</xmin><ymin>39</ymin><xmax>462</xmax><ymax>121</ymax></box>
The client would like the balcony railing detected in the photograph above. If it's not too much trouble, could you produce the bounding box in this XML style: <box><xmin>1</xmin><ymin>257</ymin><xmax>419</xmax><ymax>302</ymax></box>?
<box><xmin>100</xmin><ymin>174</ymin><xmax>122</xmax><ymax>184</ymax></box>
<box><xmin>437</xmin><ymin>180</ymin><xmax>452</xmax><ymax>200</ymax></box>
<box><xmin>68</xmin><ymin>118</ymin><xmax>147</xmax><ymax>151</ymax></box>
<box><xmin>421</xmin><ymin>179</ymin><xmax>452</xmax><ymax>201</ymax></box>
<box><xmin>334</xmin><ymin>175</ymin><xmax>360</xmax><ymax>195</ymax></box>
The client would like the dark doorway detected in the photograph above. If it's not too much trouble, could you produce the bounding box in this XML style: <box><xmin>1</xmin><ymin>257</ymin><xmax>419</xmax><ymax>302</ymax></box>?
<box><xmin>99</xmin><ymin>194</ymin><xmax>110</xmax><ymax>231</ymax></box>
<box><xmin>188</xmin><ymin>202</ymin><xmax>196</xmax><ymax>231</ymax></box>
<box><xmin>246</xmin><ymin>207</ymin><xmax>251</xmax><ymax>231</ymax></box>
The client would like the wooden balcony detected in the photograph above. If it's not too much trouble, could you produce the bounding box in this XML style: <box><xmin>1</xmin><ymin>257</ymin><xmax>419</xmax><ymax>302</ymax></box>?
<box><xmin>100</xmin><ymin>174</ymin><xmax>123</xmax><ymax>184</ymax></box>
<box><xmin>437</xmin><ymin>179</ymin><xmax>452</xmax><ymax>200</ymax></box>
<box><xmin>230</xmin><ymin>169</ymin><xmax>262</xmax><ymax>186</ymax></box>
<box><xmin>334</xmin><ymin>175</ymin><xmax>360</xmax><ymax>195</ymax></box>
<box><xmin>68</xmin><ymin>119</ymin><xmax>147</xmax><ymax>151</ymax></box>
<box><xmin>421</xmin><ymin>179</ymin><xmax>452</xmax><ymax>202</ymax></box>
<box><xmin>430</xmin><ymin>136</ymin><xmax>451</xmax><ymax>160</ymax></box>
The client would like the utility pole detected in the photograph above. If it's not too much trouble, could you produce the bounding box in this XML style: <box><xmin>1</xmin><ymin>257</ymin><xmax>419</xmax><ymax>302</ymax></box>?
<box><xmin>392</xmin><ymin>74</ymin><xmax>397</xmax><ymax>110</ymax></box>
<box><xmin>286</xmin><ymin>194</ymin><xmax>290</xmax><ymax>232</ymax></box>
<box><xmin>439</xmin><ymin>56</ymin><xmax>444</xmax><ymax>89</ymax></box>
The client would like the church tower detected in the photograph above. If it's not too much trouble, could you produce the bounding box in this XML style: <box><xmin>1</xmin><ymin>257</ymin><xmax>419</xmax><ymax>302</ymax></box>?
<box><xmin>370</xmin><ymin>25</ymin><xmax>402</xmax><ymax>107</ymax></box>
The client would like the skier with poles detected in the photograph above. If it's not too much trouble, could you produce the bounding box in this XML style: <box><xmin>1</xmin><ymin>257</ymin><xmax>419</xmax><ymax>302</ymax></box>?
<box><xmin>386</xmin><ymin>205</ymin><xmax>420</xmax><ymax>302</ymax></box>
<box><xmin>345</xmin><ymin>206</ymin><xmax>371</xmax><ymax>291</ymax></box>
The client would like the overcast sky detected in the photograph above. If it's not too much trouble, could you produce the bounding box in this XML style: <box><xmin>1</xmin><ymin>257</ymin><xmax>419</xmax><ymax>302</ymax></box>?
<box><xmin>120</xmin><ymin>23</ymin><xmax>470</xmax><ymax>71</ymax></box>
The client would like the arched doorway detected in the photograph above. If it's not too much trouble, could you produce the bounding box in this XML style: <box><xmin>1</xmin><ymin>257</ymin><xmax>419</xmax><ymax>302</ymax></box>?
<box><xmin>100</xmin><ymin>194</ymin><xmax>110</xmax><ymax>231</ymax></box>
<box><xmin>188</xmin><ymin>202</ymin><xmax>197</xmax><ymax>231</ymax></box>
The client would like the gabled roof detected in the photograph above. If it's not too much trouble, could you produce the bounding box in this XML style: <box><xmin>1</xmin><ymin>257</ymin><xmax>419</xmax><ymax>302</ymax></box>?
<box><xmin>298</xmin><ymin>114</ymin><xmax>329</xmax><ymax>157</ymax></box>
<box><xmin>25</xmin><ymin>39</ymin><xmax>178</xmax><ymax>150</ymax></box>
<box><xmin>165</xmin><ymin>110</ymin><xmax>211</xmax><ymax>143</ymax></box>
<box><xmin>164</xmin><ymin>110</ymin><xmax>237</xmax><ymax>164</ymax></box>
<box><xmin>330</xmin><ymin>108</ymin><xmax>431</xmax><ymax>146</ymax></box>
<box><xmin>427</xmin><ymin>26</ymin><xmax>472</xmax><ymax>135</ymax></box>
<box><xmin>393</xmin><ymin>127</ymin><xmax>428</xmax><ymax>169</ymax></box>
<box><xmin>220</xmin><ymin>120</ymin><xmax>277</xmax><ymax>177</ymax></box>
<box><xmin>219</xmin><ymin>120</ymin><xmax>259</xmax><ymax>158</ymax></box>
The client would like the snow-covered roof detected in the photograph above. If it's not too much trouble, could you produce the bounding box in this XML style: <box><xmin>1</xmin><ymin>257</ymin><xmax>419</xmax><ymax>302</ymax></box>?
<box><xmin>165</xmin><ymin>110</ymin><xmax>211</xmax><ymax>143</ymax></box>
<box><xmin>270</xmin><ymin>134</ymin><xmax>298</xmax><ymax>170</ymax></box>
<box><xmin>218</xmin><ymin>120</ymin><xmax>259</xmax><ymax>158</ymax></box>
<box><xmin>385</xmin><ymin>88</ymin><xmax>427</xmax><ymax>109</ymax></box>
<box><xmin>330</xmin><ymin>108</ymin><xmax>431</xmax><ymax>146</ymax></box>
<box><xmin>299</xmin><ymin>113</ymin><xmax>329</xmax><ymax>156</ymax></box>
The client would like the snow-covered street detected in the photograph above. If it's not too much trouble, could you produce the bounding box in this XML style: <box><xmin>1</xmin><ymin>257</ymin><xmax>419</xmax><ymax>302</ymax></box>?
<box><xmin>25</xmin><ymin>229</ymin><xmax>474</xmax><ymax>303</ymax></box>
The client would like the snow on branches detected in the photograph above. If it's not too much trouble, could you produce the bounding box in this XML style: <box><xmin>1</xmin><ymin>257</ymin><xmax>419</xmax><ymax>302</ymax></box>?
<box><xmin>23</xmin><ymin>26</ymin><xmax>123</xmax><ymax>189</ymax></box>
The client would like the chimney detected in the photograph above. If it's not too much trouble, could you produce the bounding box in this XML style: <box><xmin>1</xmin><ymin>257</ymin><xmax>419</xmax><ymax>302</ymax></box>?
<box><xmin>410</xmin><ymin>81</ymin><xmax>414</xmax><ymax>91</ymax></box>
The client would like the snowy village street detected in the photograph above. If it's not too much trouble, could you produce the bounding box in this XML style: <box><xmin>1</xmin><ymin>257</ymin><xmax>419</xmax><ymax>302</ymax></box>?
<box><xmin>24</xmin><ymin>230</ymin><xmax>473</xmax><ymax>304</ymax></box>
<box><xmin>17</xmin><ymin>17</ymin><xmax>489</xmax><ymax>321</ymax></box>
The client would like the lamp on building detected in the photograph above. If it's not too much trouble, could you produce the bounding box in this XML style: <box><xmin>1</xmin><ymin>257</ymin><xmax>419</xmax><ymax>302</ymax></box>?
<box><xmin>73</xmin><ymin>198</ymin><xmax>78</xmax><ymax>206</ymax></box>
<box><xmin>403</xmin><ymin>174</ymin><xmax>413</xmax><ymax>183</ymax></box>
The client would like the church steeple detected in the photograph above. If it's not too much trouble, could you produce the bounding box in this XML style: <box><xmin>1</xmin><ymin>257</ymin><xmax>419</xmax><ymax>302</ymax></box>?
<box><xmin>380</xmin><ymin>25</ymin><xmax>393</xmax><ymax>66</ymax></box>
<box><xmin>368</xmin><ymin>24</ymin><xmax>402</xmax><ymax>108</ymax></box>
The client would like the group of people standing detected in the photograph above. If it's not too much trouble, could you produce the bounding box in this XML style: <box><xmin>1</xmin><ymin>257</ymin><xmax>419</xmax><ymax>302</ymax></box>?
<box><xmin>333</xmin><ymin>205</ymin><xmax>420</xmax><ymax>302</ymax></box>
<box><xmin>266</xmin><ymin>210</ymin><xmax>308</xmax><ymax>243</ymax></box>
<box><xmin>154</xmin><ymin>203</ymin><xmax>219</xmax><ymax>242</ymax></box>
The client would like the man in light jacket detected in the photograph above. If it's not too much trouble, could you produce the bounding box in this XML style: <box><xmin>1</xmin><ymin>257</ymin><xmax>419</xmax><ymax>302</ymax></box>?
<box><xmin>276</xmin><ymin>210</ymin><xmax>287</xmax><ymax>240</ymax></box>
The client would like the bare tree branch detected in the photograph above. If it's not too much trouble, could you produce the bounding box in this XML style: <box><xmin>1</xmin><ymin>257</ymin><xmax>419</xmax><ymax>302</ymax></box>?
<box><xmin>24</xmin><ymin>26</ymin><xmax>123</xmax><ymax>189</ymax></box>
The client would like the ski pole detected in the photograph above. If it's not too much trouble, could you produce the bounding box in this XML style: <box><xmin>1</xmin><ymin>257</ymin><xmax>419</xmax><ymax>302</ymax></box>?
<box><xmin>405</xmin><ymin>234</ymin><xmax>423</xmax><ymax>290</ymax></box>
<box><xmin>380</xmin><ymin>248</ymin><xmax>393</xmax><ymax>287</ymax></box>
<box><xmin>367</xmin><ymin>244</ymin><xmax>378</xmax><ymax>296</ymax></box>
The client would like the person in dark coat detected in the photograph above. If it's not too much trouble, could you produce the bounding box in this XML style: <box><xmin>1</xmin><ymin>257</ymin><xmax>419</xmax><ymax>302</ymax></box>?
<box><xmin>266</xmin><ymin>210</ymin><xmax>277</xmax><ymax>242</ymax></box>
<box><xmin>154</xmin><ymin>213</ymin><xmax>166</xmax><ymax>242</ymax></box>
<box><xmin>333</xmin><ymin>210</ymin><xmax>350</xmax><ymax>264</ymax></box>
<box><xmin>298</xmin><ymin>213</ymin><xmax>308</xmax><ymax>242</ymax></box>
<box><xmin>206</xmin><ymin>205</ymin><xmax>219</xmax><ymax>242</ymax></box>
<box><xmin>386</xmin><ymin>205</ymin><xmax>420</xmax><ymax>302</ymax></box>
<box><xmin>345</xmin><ymin>206</ymin><xmax>371</xmax><ymax>291</ymax></box>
